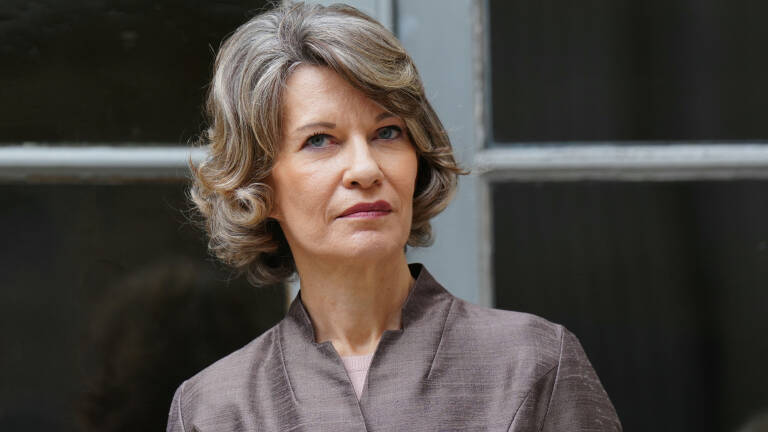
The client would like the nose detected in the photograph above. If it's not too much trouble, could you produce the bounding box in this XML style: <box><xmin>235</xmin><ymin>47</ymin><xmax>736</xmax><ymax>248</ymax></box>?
<box><xmin>341</xmin><ymin>136</ymin><xmax>384</xmax><ymax>189</ymax></box>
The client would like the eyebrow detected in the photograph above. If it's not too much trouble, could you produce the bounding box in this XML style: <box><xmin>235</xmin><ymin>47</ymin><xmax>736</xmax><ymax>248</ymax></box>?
<box><xmin>375</xmin><ymin>112</ymin><xmax>396</xmax><ymax>122</ymax></box>
<box><xmin>293</xmin><ymin>112</ymin><xmax>396</xmax><ymax>133</ymax></box>
<box><xmin>294</xmin><ymin>121</ymin><xmax>335</xmax><ymax>133</ymax></box>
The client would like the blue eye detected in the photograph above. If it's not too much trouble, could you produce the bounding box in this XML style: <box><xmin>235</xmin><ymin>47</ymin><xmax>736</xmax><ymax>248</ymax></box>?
<box><xmin>305</xmin><ymin>133</ymin><xmax>331</xmax><ymax>148</ymax></box>
<box><xmin>377</xmin><ymin>126</ymin><xmax>401</xmax><ymax>140</ymax></box>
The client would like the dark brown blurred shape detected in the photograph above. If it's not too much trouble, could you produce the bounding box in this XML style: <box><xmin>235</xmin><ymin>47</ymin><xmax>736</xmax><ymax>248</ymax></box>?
<box><xmin>78</xmin><ymin>257</ymin><xmax>284</xmax><ymax>431</ymax></box>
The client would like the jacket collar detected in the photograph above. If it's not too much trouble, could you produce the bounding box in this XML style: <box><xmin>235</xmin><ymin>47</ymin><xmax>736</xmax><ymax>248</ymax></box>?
<box><xmin>278</xmin><ymin>263</ymin><xmax>455</xmax><ymax>406</ymax></box>
<box><xmin>284</xmin><ymin>263</ymin><xmax>451</xmax><ymax>343</ymax></box>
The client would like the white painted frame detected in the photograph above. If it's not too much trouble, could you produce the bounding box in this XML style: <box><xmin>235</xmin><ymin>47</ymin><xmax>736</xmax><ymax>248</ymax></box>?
<box><xmin>476</xmin><ymin>144</ymin><xmax>768</xmax><ymax>181</ymax></box>
<box><xmin>396</xmin><ymin>0</ymin><xmax>768</xmax><ymax>307</ymax></box>
<box><xmin>0</xmin><ymin>145</ymin><xmax>205</xmax><ymax>182</ymax></box>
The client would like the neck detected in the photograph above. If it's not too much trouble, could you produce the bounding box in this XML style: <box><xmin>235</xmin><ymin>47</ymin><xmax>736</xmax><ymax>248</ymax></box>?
<box><xmin>295</xmin><ymin>253</ymin><xmax>414</xmax><ymax>357</ymax></box>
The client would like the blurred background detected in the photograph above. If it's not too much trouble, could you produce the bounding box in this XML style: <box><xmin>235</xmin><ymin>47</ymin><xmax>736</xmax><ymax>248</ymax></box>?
<box><xmin>1</xmin><ymin>0</ymin><xmax>767</xmax><ymax>430</ymax></box>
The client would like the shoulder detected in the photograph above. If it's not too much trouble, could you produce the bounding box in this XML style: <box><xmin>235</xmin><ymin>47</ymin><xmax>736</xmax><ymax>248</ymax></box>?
<box><xmin>170</xmin><ymin>325</ymin><xmax>281</xmax><ymax>424</ymax></box>
<box><xmin>188</xmin><ymin>325</ymin><xmax>278</xmax><ymax>391</ymax></box>
<box><xmin>444</xmin><ymin>297</ymin><xmax>566</xmax><ymax>372</ymax></box>
<box><xmin>440</xmin><ymin>297</ymin><xmax>622</xmax><ymax>430</ymax></box>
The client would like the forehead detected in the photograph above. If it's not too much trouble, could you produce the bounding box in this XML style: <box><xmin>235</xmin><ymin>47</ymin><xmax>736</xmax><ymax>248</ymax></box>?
<box><xmin>281</xmin><ymin>65</ymin><xmax>386</xmax><ymax>128</ymax></box>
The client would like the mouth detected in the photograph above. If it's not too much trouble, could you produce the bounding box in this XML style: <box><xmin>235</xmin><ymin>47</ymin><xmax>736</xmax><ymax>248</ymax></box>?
<box><xmin>338</xmin><ymin>200</ymin><xmax>393</xmax><ymax>218</ymax></box>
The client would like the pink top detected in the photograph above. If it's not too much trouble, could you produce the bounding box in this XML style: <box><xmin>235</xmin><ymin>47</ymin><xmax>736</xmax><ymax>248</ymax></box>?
<box><xmin>340</xmin><ymin>353</ymin><xmax>374</xmax><ymax>400</ymax></box>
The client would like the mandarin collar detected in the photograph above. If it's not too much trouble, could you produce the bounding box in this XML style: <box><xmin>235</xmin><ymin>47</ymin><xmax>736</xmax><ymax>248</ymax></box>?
<box><xmin>283</xmin><ymin>262</ymin><xmax>450</xmax><ymax>345</ymax></box>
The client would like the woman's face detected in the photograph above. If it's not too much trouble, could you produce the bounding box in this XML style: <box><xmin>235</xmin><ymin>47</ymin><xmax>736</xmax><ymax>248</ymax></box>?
<box><xmin>269</xmin><ymin>65</ymin><xmax>418</xmax><ymax>266</ymax></box>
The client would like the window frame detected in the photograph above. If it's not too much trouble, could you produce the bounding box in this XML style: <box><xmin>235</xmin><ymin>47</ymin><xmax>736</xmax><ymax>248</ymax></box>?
<box><xmin>0</xmin><ymin>145</ymin><xmax>203</xmax><ymax>183</ymax></box>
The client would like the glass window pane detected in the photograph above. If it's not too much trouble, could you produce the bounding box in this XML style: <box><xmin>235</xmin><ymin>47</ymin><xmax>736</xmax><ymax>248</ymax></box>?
<box><xmin>0</xmin><ymin>0</ymin><xmax>268</xmax><ymax>144</ymax></box>
<box><xmin>0</xmin><ymin>184</ymin><xmax>285</xmax><ymax>431</ymax></box>
<box><xmin>489</xmin><ymin>0</ymin><xmax>768</xmax><ymax>143</ymax></box>
<box><xmin>492</xmin><ymin>180</ymin><xmax>768</xmax><ymax>431</ymax></box>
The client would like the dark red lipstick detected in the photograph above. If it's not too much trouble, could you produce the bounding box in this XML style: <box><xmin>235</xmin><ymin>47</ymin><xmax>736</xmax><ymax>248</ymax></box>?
<box><xmin>339</xmin><ymin>200</ymin><xmax>392</xmax><ymax>218</ymax></box>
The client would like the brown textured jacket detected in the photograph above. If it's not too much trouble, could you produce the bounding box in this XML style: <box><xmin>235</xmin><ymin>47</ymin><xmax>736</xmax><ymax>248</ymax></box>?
<box><xmin>167</xmin><ymin>263</ymin><xmax>622</xmax><ymax>431</ymax></box>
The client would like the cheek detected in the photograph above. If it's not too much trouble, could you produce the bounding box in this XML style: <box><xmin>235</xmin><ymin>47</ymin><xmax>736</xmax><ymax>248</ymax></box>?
<box><xmin>398</xmin><ymin>152</ymin><xmax>419</xmax><ymax>199</ymax></box>
<box><xmin>275</xmin><ymin>168</ymin><xmax>334</xmax><ymax>220</ymax></box>
<box><xmin>399</xmin><ymin>154</ymin><xmax>418</xmax><ymax>238</ymax></box>
<box><xmin>385</xmin><ymin>150</ymin><xmax>419</xmax><ymax>220</ymax></box>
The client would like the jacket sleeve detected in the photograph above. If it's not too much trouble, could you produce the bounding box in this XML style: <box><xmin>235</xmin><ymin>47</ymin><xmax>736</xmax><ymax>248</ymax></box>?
<box><xmin>166</xmin><ymin>381</ymin><xmax>187</xmax><ymax>432</ymax></box>
<box><xmin>539</xmin><ymin>328</ymin><xmax>622</xmax><ymax>431</ymax></box>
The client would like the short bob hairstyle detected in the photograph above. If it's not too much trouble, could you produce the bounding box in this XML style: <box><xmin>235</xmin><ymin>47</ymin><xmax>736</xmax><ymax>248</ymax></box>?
<box><xmin>190</xmin><ymin>2</ymin><xmax>465</xmax><ymax>286</ymax></box>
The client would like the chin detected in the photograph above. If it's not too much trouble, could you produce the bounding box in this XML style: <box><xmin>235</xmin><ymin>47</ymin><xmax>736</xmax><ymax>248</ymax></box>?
<box><xmin>334</xmin><ymin>232</ymin><xmax>407</xmax><ymax>261</ymax></box>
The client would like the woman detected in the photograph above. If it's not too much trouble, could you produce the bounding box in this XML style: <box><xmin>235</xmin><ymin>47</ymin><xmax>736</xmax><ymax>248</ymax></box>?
<box><xmin>168</xmin><ymin>2</ymin><xmax>621</xmax><ymax>431</ymax></box>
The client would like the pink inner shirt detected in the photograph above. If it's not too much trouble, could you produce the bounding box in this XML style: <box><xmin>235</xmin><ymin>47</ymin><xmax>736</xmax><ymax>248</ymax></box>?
<box><xmin>340</xmin><ymin>353</ymin><xmax>374</xmax><ymax>400</ymax></box>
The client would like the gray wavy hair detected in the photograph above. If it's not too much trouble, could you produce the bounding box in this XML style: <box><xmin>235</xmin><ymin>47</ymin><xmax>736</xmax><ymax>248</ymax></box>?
<box><xmin>190</xmin><ymin>1</ymin><xmax>465</xmax><ymax>286</ymax></box>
